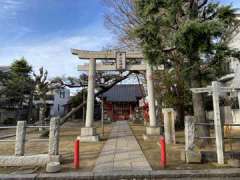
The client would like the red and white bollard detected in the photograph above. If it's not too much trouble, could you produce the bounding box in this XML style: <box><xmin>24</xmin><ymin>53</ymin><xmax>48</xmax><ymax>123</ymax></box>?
<box><xmin>160</xmin><ymin>136</ymin><xmax>166</xmax><ymax>168</ymax></box>
<box><xmin>74</xmin><ymin>138</ymin><xmax>80</xmax><ymax>169</ymax></box>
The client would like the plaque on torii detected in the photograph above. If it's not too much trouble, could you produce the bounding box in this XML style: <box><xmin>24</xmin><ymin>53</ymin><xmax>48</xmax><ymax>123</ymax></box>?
<box><xmin>71</xmin><ymin>48</ymin><xmax>162</xmax><ymax>142</ymax></box>
<box><xmin>71</xmin><ymin>49</ymin><xmax>164</xmax><ymax>71</ymax></box>
<box><xmin>115</xmin><ymin>51</ymin><xmax>126</xmax><ymax>70</ymax></box>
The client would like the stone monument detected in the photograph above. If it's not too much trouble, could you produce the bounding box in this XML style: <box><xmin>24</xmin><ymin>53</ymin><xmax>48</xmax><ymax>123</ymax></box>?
<box><xmin>162</xmin><ymin>108</ymin><xmax>176</xmax><ymax>144</ymax></box>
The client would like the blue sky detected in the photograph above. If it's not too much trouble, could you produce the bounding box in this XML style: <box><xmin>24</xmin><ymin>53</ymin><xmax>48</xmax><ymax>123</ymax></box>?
<box><xmin>0</xmin><ymin>0</ymin><xmax>114</xmax><ymax>78</ymax></box>
<box><xmin>0</xmin><ymin>0</ymin><xmax>239</xmax><ymax>78</ymax></box>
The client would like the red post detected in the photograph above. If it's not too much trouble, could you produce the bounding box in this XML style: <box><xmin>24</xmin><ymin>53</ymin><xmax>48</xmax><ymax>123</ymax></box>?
<box><xmin>74</xmin><ymin>139</ymin><xmax>80</xmax><ymax>169</ymax></box>
<box><xmin>160</xmin><ymin>136</ymin><xmax>166</xmax><ymax>168</ymax></box>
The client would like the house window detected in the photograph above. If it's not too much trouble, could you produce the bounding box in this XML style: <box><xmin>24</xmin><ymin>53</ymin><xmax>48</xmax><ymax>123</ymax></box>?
<box><xmin>59</xmin><ymin>91</ymin><xmax>65</xmax><ymax>98</ymax></box>
<box><xmin>231</xmin><ymin>97</ymin><xmax>239</xmax><ymax>109</ymax></box>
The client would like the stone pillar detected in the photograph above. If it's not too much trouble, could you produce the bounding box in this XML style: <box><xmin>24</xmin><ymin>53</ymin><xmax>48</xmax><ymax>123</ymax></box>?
<box><xmin>184</xmin><ymin>116</ymin><xmax>195</xmax><ymax>151</ymax></box>
<box><xmin>48</xmin><ymin>117</ymin><xmax>60</xmax><ymax>156</ymax></box>
<box><xmin>85</xmin><ymin>59</ymin><xmax>96</xmax><ymax>128</ymax></box>
<box><xmin>183</xmin><ymin>116</ymin><xmax>201</xmax><ymax>163</ymax></box>
<box><xmin>212</xmin><ymin>81</ymin><xmax>225</xmax><ymax>164</ymax></box>
<box><xmin>146</xmin><ymin>64</ymin><xmax>160</xmax><ymax>135</ymax></box>
<box><xmin>163</xmin><ymin>108</ymin><xmax>176</xmax><ymax>144</ymax></box>
<box><xmin>80</xmin><ymin>59</ymin><xmax>99</xmax><ymax>142</ymax></box>
<box><xmin>15</xmin><ymin>121</ymin><xmax>26</xmax><ymax>156</ymax></box>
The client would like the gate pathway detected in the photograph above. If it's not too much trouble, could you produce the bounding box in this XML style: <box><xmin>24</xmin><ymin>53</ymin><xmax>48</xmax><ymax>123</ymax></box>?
<box><xmin>93</xmin><ymin>121</ymin><xmax>152</xmax><ymax>172</ymax></box>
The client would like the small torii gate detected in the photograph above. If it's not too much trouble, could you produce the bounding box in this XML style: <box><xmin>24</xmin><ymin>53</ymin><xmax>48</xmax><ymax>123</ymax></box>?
<box><xmin>191</xmin><ymin>81</ymin><xmax>240</xmax><ymax>164</ymax></box>
<box><xmin>71</xmin><ymin>49</ymin><xmax>162</xmax><ymax>142</ymax></box>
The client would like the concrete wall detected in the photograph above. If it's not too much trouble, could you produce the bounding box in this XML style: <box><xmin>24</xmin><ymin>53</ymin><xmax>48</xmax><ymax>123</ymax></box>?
<box><xmin>206</xmin><ymin>106</ymin><xmax>240</xmax><ymax>124</ymax></box>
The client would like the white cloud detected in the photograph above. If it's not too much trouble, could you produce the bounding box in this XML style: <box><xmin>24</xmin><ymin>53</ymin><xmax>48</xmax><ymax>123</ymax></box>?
<box><xmin>0</xmin><ymin>33</ymin><xmax>114</xmax><ymax>78</ymax></box>
<box><xmin>0</xmin><ymin>0</ymin><xmax>25</xmax><ymax>19</ymax></box>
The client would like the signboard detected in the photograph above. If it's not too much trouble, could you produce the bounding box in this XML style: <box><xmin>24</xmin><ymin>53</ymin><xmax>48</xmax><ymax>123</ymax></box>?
<box><xmin>116</xmin><ymin>52</ymin><xmax>126</xmax><ymax>70</ymax></box>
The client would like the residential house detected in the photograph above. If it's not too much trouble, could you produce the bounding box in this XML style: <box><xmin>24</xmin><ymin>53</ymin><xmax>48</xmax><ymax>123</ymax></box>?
<box><xmin>34</xmin><ymin>88</ymin><xmax>70</xmax><ymax>118</ymax></box>
<box><xmin>211</xmin><ymin>16</ymin><xmax>240</xmax><ymax>124</ymax></box>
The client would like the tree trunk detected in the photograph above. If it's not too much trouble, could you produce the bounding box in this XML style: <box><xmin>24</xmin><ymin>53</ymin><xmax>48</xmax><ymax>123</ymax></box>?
<box><xmin>16</xmin><ymin>99</ymin><xmax>23</xmax><ymax>122</ymax></box>
<box><xmin>175</xmin><ymin>61</ymin><xmax>185</xmax><ymax>129</ymax></box>
<box><xmin>155</xmin><ymin>97</ymin><xmax>162</xmax><ymax>126</ymax></box>
<box><xmin>191</xmin><ymin>76</ymin><xmax>210</xmax><ymax>146</ymax></box>
<box><xmin>175</xmin><ymin>99</ymin><xmax>185</xmax><ymax>129</ymax></box>
<box><xmin>39</xmin><ymin>98</ymin><xmax>47</xmax><ymax>132</ymax></box>
<box><xmin>27</xmin><ymin>91</ymin><xmax>34</xmax><ymax>123</ymax></box>
<box><xmin>189</xmin><ymin>45</ymin><xmax>210</xmax><ymax>145</ymax></box>
<box><xmin>39</xmin><ymin>105</ymin><xmax>45</xmax><ymax>132</ymax></box>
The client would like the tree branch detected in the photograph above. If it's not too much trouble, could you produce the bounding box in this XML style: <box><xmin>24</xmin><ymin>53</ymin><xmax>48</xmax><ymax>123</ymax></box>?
<box><xmin>40</xmin><ymin>71</ymin><xmax>133</xmax><ymax>136</ymax></box>
<box><xmin>198</xmin><ymin>0</ymin><xmax>208</xmax><ymax>9</ymax></box>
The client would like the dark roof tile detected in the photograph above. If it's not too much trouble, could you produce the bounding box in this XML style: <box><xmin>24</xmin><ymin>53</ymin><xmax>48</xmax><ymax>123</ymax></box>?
<box><xmin>102</xmin><ymin>84</ymin><xmax>144</xmax><ymax>102</ymax></box>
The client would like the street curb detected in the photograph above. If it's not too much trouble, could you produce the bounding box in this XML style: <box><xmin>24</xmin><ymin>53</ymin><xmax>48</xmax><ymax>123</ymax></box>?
<box><xmin>1</xmin><ymin>168</ymin><xmax>240</xmax><ymax>180</ymax></box>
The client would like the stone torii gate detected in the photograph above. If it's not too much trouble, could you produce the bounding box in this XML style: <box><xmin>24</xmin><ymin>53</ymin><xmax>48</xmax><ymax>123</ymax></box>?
<box><xmin>191</xmin><ymin>81</ymin><xmax>240</xmax><ymax>164</ymax></box>
<box><xmin>71</xmin><ymin>49</ymin><xmax>161</xmax><ymax>142</ymax></box>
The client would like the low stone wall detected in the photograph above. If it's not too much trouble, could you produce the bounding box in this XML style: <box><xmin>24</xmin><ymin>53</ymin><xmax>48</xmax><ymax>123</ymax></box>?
<box><xmin>0</xmin><ymin>154</ymin><xmax>48</xmax><ymax>167</ymax></box>
<box><xmin>1</xmin><ymin>169</ymin><xmax>240</xmax><ymax>180</ymax></box>
<box><xmin>0</xmin><ymin>117</ymin><xmax>60</xmax><ymax>167</ymax></box>
<box><xmin>0</xmin><ymin>155</ymin><xmax>61</xmax><ymax>167</ymax></box>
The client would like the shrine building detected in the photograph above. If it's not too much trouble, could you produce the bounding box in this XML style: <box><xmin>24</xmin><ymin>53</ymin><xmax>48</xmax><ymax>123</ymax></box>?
<box><xmin>102</xmin><ymin>84</ymin><xmax>144</xmax><ymax>121</ymax></box>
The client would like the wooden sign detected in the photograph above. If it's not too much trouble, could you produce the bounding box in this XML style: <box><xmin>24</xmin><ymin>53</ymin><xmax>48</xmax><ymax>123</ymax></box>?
<box><xmin>116</xmin><ymin>52</ymin><xmax>126</xmax><ymax>70</ymax></box>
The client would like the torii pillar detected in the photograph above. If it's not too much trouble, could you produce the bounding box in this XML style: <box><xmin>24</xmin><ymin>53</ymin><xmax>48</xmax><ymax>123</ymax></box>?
<box><xmin>146</xmin><ymin>64</ymin><xmax>160</xmax><ymax>135</ymax></box>
<box><xmin>80</xmin><ymin>59</ymin><xmax>99</xmax><ymax>142</ymax></box>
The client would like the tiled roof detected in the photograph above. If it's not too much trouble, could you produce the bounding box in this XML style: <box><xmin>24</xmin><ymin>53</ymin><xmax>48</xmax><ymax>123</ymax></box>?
<box><xmin>102</xmin><ymin>84</ymin><xmax>144</xmax><ymax>102</ymax></box>
<box><xmin>0</xmin><ymin>66</ymin><xmax>10</xmax><ymax>72</ymax></box>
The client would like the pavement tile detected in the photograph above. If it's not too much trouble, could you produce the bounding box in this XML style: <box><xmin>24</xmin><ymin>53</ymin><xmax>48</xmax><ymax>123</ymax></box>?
<box><xmin>93</xmin><ymin>121</ymin><xmax>152</xmax><ymax>172</ymax></box>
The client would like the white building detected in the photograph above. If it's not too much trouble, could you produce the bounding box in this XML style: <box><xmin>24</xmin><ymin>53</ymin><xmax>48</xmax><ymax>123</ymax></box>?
<box><xmin>34</xmin><ymin>88</ymin><xmax>70</xmax><ymax>117</ymax></box>
<box><xmin>217</xmin><ymin>16</ymin><xmax>240</xmax><ymax>124</ymax></box>
<box><xmin>50</xmin><ymin>88</ymin><xmax>70</xmax><ymax>116</ymax></box>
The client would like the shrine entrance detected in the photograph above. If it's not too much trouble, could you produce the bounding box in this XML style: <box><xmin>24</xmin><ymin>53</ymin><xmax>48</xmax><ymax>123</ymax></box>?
<box><xmin>71</xmin><ymin>49</ymin><xmax>163</xmax><ymax>142</ymax></box>
<box><xmin>113</xmin><ymin>102</ymin><xmax>131</xmax><ymax>121</ymax></box>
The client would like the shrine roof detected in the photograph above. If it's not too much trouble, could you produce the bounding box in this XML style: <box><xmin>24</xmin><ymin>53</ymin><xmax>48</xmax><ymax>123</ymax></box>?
<box><xmin>102</xmin><ymin>84</ymin><xmax>144</xmax><ymax>102</ymax></box>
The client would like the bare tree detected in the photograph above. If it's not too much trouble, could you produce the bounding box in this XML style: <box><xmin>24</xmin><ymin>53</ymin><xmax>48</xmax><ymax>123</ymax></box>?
<box><xmin>103</xmin><ymin>0</ymin><xmax>140</xmax><ymax>48</ymax></box>
<box><xmin>33</xmin><ymin>67</ymin><xmax>51</xmax><ymax>130</ymax></box>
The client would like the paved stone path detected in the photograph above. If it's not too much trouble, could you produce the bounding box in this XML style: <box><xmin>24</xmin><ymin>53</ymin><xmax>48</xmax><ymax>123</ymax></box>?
<box><xmin>94</xmin><ymin>121</ymin><xmax>152</xmax><ymax>172</ymax></box>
